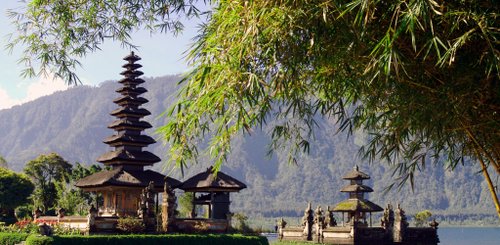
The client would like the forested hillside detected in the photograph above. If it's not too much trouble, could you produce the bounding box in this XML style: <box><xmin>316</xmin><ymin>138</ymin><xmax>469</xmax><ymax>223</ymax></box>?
<box><xmin>0</xmin><ymin>75</ymin><xmax>496</xmax><ymax>221</ymax></box>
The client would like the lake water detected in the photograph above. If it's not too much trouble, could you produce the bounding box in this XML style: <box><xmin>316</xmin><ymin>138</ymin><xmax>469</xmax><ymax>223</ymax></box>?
<box><xmin>439</xmin><ymin>227</ymin><xmax>499</xmax><ymax>245</ymax></box>
<box><xmin>266</xmin><ymin>227</ymin><xmax>500</xmax><ymax>244</ymax></box>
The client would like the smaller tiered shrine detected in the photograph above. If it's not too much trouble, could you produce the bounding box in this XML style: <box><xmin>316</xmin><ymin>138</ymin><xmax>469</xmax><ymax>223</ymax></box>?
<box><xmin>278</xmin><ymin>166</ymin><xmax>439</xmax><ymax>245</ymax></box>
<box><xmin>332</xmin><ymin>165</ymin><xmax>383</xmax><ymax>226</ymax></box>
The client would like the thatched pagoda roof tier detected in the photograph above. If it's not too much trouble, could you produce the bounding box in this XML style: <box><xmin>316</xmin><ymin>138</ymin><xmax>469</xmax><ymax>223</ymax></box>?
<box><xmin>116</xmin><ymin>86</ymin><xmax>147</xmax><ymax>96</ymax></box>
<box><xmin>120</xmin><ymin>69</ymin><xmax>144</xmax><ymax>78</ymax></box>
<box><xmin>75</xmin><ymin>166</ymin><xmax>181</xmax><ymax>191</ymax></box>
<box><xmin>111</xmin><ymin>107</ymin><xmax>151</xmax><ymax>118</ymax></box>
<box><xmin>108</xmin><ymin>119</ymin><xmax>152</xmax><ymax>130</ymax></box>
<box><xmin>332</xmin><ymin>199</ymin><xmax>383</xmax><ymax>213</ymax></box>
<box><xmin>97</xmin><ymin>149</ymin><xmax>161</xmax><ymax>165</ymax></box>
<box><xmin>179</xmin><ymin>166</ymin><xmax>247</xmax><ymax>192</ymax></box>
<box><xmin>343</xmin><ymin>165</ymin><xmax>370</xmax><ymax>180</ymax></box>
<box><xmin>113</xmin><ymin>96</ymin><xmax>149</xmax><ymax>106</ymax></box>
<box><xmin>340</xmin><ymin>184</ymin><xmax>374</xmax><ymax>193</ymax></box>
<box><xmin>103</xmin><ymin>134</ymin><xmax>156</xmax><ymax>146</ymax></box>
<box><xmin>118</xmin><ymin>77</ymin><xmax>145</xmax><ymax>85</ymax></box>
<box><xmin>121</xmin><ymin>63</ymin><xmax>142</xmax><ymax>71</ymax></box>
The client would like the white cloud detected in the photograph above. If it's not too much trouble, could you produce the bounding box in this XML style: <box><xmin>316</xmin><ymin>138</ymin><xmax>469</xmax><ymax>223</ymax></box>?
<box><xmin>24</xmin><ymin>73</ymin><xmax>69</xmax><ymax>102</ymax></box>
<box><xmin>0</xmin><ymin>87</ymin><xmax>21</xmax><ymax>110</ymax></box>
<box><xmin>0</xmin><ymin>72</ymin><xmax>69</xmax><ymax>110</ymax></box>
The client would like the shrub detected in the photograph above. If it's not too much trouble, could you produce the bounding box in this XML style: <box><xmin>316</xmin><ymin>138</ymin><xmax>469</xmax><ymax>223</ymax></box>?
<box><xmin>0</xmin><ymin>232</ymin><xmax>29</xmax><ymax>245</ymax></box>
<box><xmin>25</xmin><ymin>235</ymin><xmax>53</xmax><ymax>245</ymax></box>
<box><xmin>48</xmin><ymin>234</ymin><xmax>268</xmax><ymax>245</ymax></box>
<box><xmin>116</xmin><ymin>217</ymin><xmax>145</xmax><ymax>234</ymax></box>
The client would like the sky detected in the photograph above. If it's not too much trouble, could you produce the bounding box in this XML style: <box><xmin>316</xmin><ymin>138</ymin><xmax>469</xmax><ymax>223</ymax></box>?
<box><xmin>0</xmin><ymin>1</ymin><xmax>201</xmax><ymax>110</ymax></box>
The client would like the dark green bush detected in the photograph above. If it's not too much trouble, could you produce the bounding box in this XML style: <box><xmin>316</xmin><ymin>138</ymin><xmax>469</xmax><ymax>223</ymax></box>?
<box><xmin>116</xmin><ymin>217</ymin><xmax>145</xmax><ymax>233</ymax></box>
<box><xmin>25</xmin><ymin>234</ymin><xmax>54</xmax><ymax>245</ymax></box>
<box><xmin>0</xmin><ymin>232</ymin><xmax>29</xmax><ymax>245</ymax></box>
<box><xmin>49</xmin><ymin>234</ymin><xmax>268</xmax><ymax>245</ymax></box>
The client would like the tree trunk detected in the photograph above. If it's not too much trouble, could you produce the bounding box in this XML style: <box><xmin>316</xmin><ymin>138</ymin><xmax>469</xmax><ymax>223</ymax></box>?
<box><xmin>476</xmin><ymin>151</ymin><xmax>500</xmax><ymax>219</ymax></box>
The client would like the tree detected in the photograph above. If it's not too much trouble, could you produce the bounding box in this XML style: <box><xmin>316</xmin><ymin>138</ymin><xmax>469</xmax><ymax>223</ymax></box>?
<box><xmin>413</xmin><ymin>210</ymin><xmax>433</xmax><ymax>227</ymax></box>
<box><xmin>0</xmin><ymin>156</ymin><xmax>7</xmax><ymax>169</ymax></box>
<box><xmin>0</xmin><ymin>167</ymin><xmax>34</xmax><ymax>224</ymax></box>
<box><xmin>9</xmin><ymin>1</ymin><xmax>500</xmax><ymax>217</ymax></box>
<box><xmin>177</xmin><ymin>192</ymin><xmax>194</xmax><ymax>218</ymax></box>
<box><xmin>56</xmin><ymin>163</ymin><xmax>102</xmax><ymax>215</ymax></box>
<box><xmin>23</xmin><ymin>153</ymin><xmax>72</xmax><ymax>212</ymax></box>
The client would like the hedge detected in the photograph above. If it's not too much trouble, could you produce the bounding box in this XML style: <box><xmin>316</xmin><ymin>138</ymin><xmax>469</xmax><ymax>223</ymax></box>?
<box><xmin>25</xmin><ymin>234</ymin><xmax>269</xmax><ymax>245</ymax></box>
<box><xmin>25</xmin><ymin>235</ymin><xmax>53</xmax><ymax>245</ymax></box>
<box><xmin>0</xmin><ymin>232</ymin><xmax>29</xmax><ymax>245</ymax></box>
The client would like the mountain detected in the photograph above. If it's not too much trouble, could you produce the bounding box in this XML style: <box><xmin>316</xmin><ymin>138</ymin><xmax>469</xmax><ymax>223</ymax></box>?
<box><xmin>0</xmin><ymin>75</ymin><xmax>496</xmax><ymax>222</ymax></box>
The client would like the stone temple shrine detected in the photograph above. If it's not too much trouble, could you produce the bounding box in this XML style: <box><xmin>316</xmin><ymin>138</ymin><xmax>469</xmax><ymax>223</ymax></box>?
<box><xmin>278</xmin><ymin>166</ymin><xmax>440</xmax><ymax>245</ymax></box>
<box><xmin>75</xmin><ymin>52</ymin><xmax>181</xmax><ymax>230</ymax></box>
<box><xmin>29</xmin><ymin>52</ymin><xmax>247</xmax><ymax>233</ymax></box>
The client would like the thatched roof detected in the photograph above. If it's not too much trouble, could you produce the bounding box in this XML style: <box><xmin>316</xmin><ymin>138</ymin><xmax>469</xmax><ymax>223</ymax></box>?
<box><xmin>108</xmin><ymin>119</ymin><xmax>152</xmax><ymax>130</ymax></box>
<box><xmin>103</xmin><ymin>134</ymin><xmax>156</xmax><ymax>146</ymax></box>
<box><xmin>342</xmin><ymin>165</ymin><xmax>370</xmax><ymax>180</ymax></box>
<box><xmin>75</xmin><ymin>166</ymin><xmax>181</xmax><ymax>192</ymax></box>
<box><xmin>97</xmin><ymin>149</ymin><xmax>161</xmax><ymax>165</ymax></box>
<box><xmin>111</xmin><ymin>107</ymin><xmax>151</xmax><ymax>118</ymax></box>
<box><xmin>332</xmin><ymin>199</ymin><xmax>383</xmax><ymax>212</ymax></box>
<box><xmin>178</xmin><ymin>166</ymin><xmax>247</xmax><ymax>192</ymax></box>
<box><xmin>340</xmin><ymin>184</ymin><xmax>374</xmax><ymax>193</ymax></box>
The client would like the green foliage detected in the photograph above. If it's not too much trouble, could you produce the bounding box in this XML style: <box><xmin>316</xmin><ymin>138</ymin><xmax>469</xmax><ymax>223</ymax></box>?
<box><xmin>116</xmin><ymin>217</ymin><xmax>145</xmax><ymax>234</ymax></box>
<box><xmin>177</xmin><ymin>192</ymin><xmax>194</xmax><ymax>218</ymax></box>
<box><xmin>57</xmin><ymin>163</ymin><xmax>101</xmax><ymax>216</ymax></box>
<box><xmin>0</xmin><ymin>220</ymin><xmax>39</xmax><ymax>235</ymax></box>
<box><xmin>232</xmin><ymin>213</ymin><xmax>252</xmax><ymax>234</ymax></box>
<box><xmin>414</xmin><ymin>210</ymin><xmax>433</xmax><ymax>227</ymax></box>
<box><xmin>162</xmin><ymin>0</ymin><xmax>500</xmax><ymax>185</ymax></box>
<box><xmin>0</xmin><ymin>168</ymin><xmax>34</xmax><ymax>224</ymax></box>
<box><xmin>15</xmin><ymin>205</ymin><xmax>34</xmax><ymax>220</ymax></box>
<box><xmin>0</xmin><ymin>232</ymin><xmax>29</xmax><ymax>245</ymax></box>
<box><xmin>25</xmin><ymin>235</ymin><xmax>54</xmax><ymax>245</ymax></box>
<box><xmin>0</xmin><ymin>156</ymin><xmax>7</xmax><ymax>169</ymax></box>
<box><xmin>8</xmin><ymin>0</ymin><xmax>201</xmax><ymax>85</ymax></box>
<box><xmin>24</xmin><ymin>153</ymin><xmax>72</xmax><ymax>212</ymax></box>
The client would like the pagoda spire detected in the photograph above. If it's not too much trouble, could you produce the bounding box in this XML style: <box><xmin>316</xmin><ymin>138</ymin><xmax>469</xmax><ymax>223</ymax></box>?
<box><xmin>97</xmin><ymin>52</ymin><xmax>160</xmax><ymax>170</ymax></box>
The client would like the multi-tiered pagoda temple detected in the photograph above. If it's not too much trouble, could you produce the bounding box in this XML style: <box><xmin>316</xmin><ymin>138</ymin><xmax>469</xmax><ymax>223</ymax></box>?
<box><xmin>333</xmin><ymin>165</ymin><xmax>383</xmax><ymax>226</ymax></box>
<box><xmin>76</xmin><ymin>52</ymin><xmax>181</xmax><ymax>217</ymax></box>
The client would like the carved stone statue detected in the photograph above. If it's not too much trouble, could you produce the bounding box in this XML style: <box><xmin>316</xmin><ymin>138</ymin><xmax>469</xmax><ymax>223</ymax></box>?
<box><xmin>314</xmin><ymin>206</ymin><xmax>326</xmax><ymax>243</ymax></box>
<box><xmin>33</xmin><ymin>207</ymin><xmax>42</xmax><ymax>220</ymax></box>
<box><xmin>429</xmin><ymin>219</ymin><xmax>439</xmax><ymax>230</ymax></box>
<box><xmin>393</xmin><ymin>204</ymin><xmax>408</xmax><ymax>243</ymax></box>
<box><xmin>57</xmin><ymin>208</ymin><xmax>66</xmax><ymax>218</ymax></box>
<box><xmin>325</xmin><ymin>206</ymin><xmax>337</xmax><ymax>227</ymax></box>
<box><xmin>146</xmin><ymin>181</ymin><xmax>156</xmax><ymax>217</ymax></box>
<box><xmin>161</xmin><ymin>179</ymin><xmax>177</xmax><ymax>232</ymax></box>
<box><xmin>38</xmin><ymin>223</ymin><xmax>53</xmax><ymax>236</ymax></box>
<box><xmin>277</xmin><ymin>218</ymin><xmax>287</xmax><ymax>240</ymax></box>
<box><xmin>381</xmin><ymin>203</ymin><xmax>394</xmax><ymax>229</ymax></box>
<box><xmin>138</xmin><ymin>188</ymin><xmax>147</xmax><ymax>218</ymax></box>
<box><xmin>87</xmin><ymin>205</ymin><xmax>97</xmax><ymax>232</ymax></box>
<box><xmin>302</xmin><ymin>202</ymin><xmax>314</xmax><ymax>241</ymax></box>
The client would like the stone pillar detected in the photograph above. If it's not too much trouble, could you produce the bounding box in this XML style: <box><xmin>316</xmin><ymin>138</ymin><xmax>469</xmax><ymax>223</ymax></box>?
<box><xmin>87</xmin><ymin>205</ymin><xmax>97</xmax><ymax>233</ymax></box>
<box><xmin>33</xmin><ymin>207</ymin><xmax>42</xmax><ymax>221</ymax></box>
<box><xmin>57</xmin><ymin>208</ymin><xmax>66</xmax><ymax>218</ymax></box>
<box><xmin>278</xmin><ymin>218</ymin><xmax>287</xmax><ymax>241</ymax></box>
<box><xmin>393</xmin><ymin>204</ymin><xmax>408</xmax><ymax>243</ymax></box>
<box><xmin>144</xmin><ymin>181</ymin><xmax>156</xmax><ymax>231</ymax></box>
<box><xmin>302</xmin><ymin>202</ymin><xmax>314</xmax><ymax>241</ymax></box>
<box><xmin>161</xmin><ymin>180</ymin><xmax>177</xmax><ymax>232</ymax></box>
<box><xmin>326</xmin><ymin>206</ymin><xmax>337</xmax><ymax>227</ymax></box>
<box><xmin>314</xmin><ymin>206</ymin><xmax>325</xmax><ymax>243</ymax></box>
